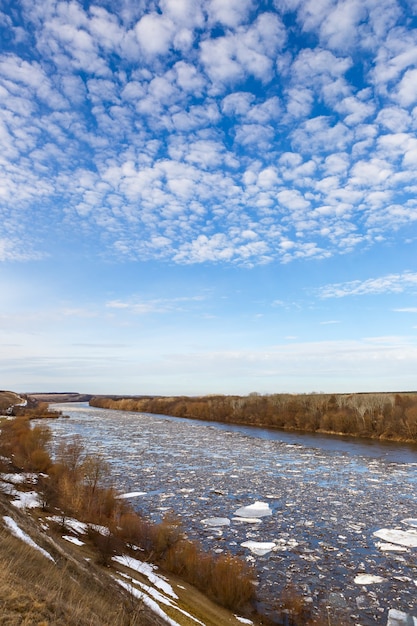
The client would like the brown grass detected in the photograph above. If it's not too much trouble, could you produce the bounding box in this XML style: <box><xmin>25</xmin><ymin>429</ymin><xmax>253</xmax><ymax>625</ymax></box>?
<box><xmin>0</xmin><ymin>520</ymin><xmax>152</xmax><ymax>625</ymax></box>
<box><xmin>0</xmin><ymin>391</ymin><xmax>24</xmax><ymax>411</ymax></box>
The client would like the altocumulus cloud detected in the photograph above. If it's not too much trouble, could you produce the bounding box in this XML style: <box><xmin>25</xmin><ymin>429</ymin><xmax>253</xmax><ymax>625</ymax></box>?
<box><xmin>0</xmin><ymin>0</ymin><xmax>417</xmax><ymax>266</ymax></box>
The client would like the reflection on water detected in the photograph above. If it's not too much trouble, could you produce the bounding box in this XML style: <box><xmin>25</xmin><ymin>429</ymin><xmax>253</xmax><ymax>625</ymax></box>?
<box><xmin>46</xmin><ymin>403</ymin><xmax>417</xmax><ymax>625</ymax></box>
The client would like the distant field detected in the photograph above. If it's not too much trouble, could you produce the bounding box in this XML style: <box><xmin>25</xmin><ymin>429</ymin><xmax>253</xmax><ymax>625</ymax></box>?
<box><xmin>27</xmin><ymin>392</ymin><xmax>93</xmax><ymax>403</ymax></box>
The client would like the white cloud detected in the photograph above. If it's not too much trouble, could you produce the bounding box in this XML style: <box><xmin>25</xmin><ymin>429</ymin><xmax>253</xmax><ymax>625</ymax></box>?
<box><xmin>207</xmin><ymin>0</ymin><xmax>255</xmax><ymax>28</ymax></box>
<box><xmin>318</xmin><ymin>272</ymin><xmax>417</xmax><ymax>298</ymax></box>
<box><xmin>396</xmin><ymin>68</ymin><xmax>417</xmax><ymax>107</ymax></box>
<box><xmin>134</xmin><ymin>12</ymin><xmax>176</xmax><ymax>56</ymax></box>
<box><xmin>200</xmin><ymin>13</ymin><xmax>286</xmax><ymax>87</ymax></box>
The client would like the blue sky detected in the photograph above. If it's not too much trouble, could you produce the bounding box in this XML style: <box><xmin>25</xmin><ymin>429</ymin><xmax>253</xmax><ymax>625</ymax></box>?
<box><xmin>1</xmin><ymin>0</ymin><xmax>417</xmax><ymax>395</ymax></box>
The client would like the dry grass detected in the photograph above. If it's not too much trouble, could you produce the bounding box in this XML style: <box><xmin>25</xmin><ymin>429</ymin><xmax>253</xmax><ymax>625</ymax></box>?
<box><xmin>0</xmin><ymin>391</ymin><xmax>23</xmax><ymax>412</ymax></box>
<box><xmin>0</xmin><ymin>529</ymin><xmax>151</xmax><ymax>625</ymax></box>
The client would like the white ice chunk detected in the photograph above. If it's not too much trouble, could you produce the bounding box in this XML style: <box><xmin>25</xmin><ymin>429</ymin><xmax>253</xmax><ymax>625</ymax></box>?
<box><xmin>117</xmin><ymin>491</ymin><xmax>147</xmax><ymax>499</ymax></box>
<box><xmin>373</xmin><ymin>529</ymin><xmax>417</xmax><ymax>548</ymax></box>
<box><xmin>376</xmin><ymin>541</ymin><xmax>408</xmax><ymax>552</ymax></box>
<box><xmin>387</xmin><ymin>608</ymin><xmax>417</xmax><ymax>626</ymax></box>
<box><xmin>3</xmin><ymin>516</ymin><xmax>54</xmax><ymax>562</ymax></box>
<box><xmin>201</xmin><ymin>517</ymin><xmax>230</xmax><ymax>526</ymax></box>
<box><xmin>354</xmin><ymin>574</ymin><xmax>386</xmax><ymax>585</ymax></box>
<box><xmin>235</xmin><ymin>617</ymin><xmax>254</xmax><ymax>624</ymax></box>
<box><xmin>232</xmin><ymin>517</ymin><xmax>263</xmax><ymax>523</ymax></box>
<box><xmin>234</xmin><ymin>501</ymin><xmax>272</xmax><ymax>519</ymax></box>
<box><xmin>241</xmin><ymin>541</ymin><xmax>276</xmax><ymax>556</ymax></box>
<box><xmin>402</xmin><ymin>519</ymin><xmax>417</xmax><ymax>528</ymax></box>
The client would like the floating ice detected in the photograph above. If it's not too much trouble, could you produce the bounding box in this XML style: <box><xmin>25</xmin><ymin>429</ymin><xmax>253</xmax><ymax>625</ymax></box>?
<box><xmin>373</xmin><ymin>529</ymin><xmax>417</xmax><ymax>548</ymax></box>
<box><xmin>354</xmin><ymin>574</ymin><xmax>386</xmax><ymax>585</ymax></box>
<box><xmin>241</xmin><ymin>541</ymin><xmax>276</xmax><ymax>556</ymax></box>
<box><xmin>376</xmin><ymin>541</ymin><xmax>408</xmax><ymax>552</ymax></box>
<box><xmin>201</xmin><ymin>517</ymin><xmax>230</xmax><ymax>526</ymax></box>
<box><xmin>402</xmin><ymin>519</ymin><xmax>417</xmax><ymax>528</ymax></box>
<box><xmin>234</xmin><ymin>501</ymin><xmax>272</xmax><ymax>519</ymax></box>
<box><xmin>117</xmin><ymin>491</ymin><xmax>147</xmax><ymax>499</ymax></box>
<box><xmin>387</xmin><ymin>608</ymin><xmax>417</xmax><ymax>626</ymax></box>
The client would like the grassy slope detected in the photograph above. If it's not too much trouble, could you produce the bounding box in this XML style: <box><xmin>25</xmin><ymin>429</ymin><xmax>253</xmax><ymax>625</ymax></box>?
<box><xmin>0</xmin><ymin>391</ymin><xmax>24</xmax><ymax>411</ymax></box>
<box><xmin>0</xmin><ymin>485</ymin><xmax>256</xmax><ymax>626</ymax></box>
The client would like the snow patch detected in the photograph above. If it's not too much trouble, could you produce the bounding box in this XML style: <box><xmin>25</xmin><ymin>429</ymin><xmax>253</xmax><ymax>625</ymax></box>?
<box><xmin>11</xmin><ymin>491</ymin><xmax>41</xmax><ymax>509</ymax></box>
<box><xmin>3</xmin><ymin>516</ymin><xmax>54</xmax><ymax>562</ymax></box>
<box><xmin>63</xmin><ymin>535</ymin><xmax>85</xmax><ymax>546</ymax></box>
<box><xmin>113</xmin><ymin>554</ymin><xmax>178</xmax><ymax>599</ymax></box>
<box><xmin>47</xmin><ymin>516</ymin><xmax>88</xmax><ymax>534</ymax></box>
<box><xmin>115</xmin><ymin>577</ymin><xmax>181</xmax><ymax>626</ymax></box>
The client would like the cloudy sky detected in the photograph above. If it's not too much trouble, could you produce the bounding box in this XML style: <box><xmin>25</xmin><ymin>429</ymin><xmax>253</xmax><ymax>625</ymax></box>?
<box><xmin>1</xmin><ymin>0</ymin><xmax>417</xmax><ymax>396</ymax></box>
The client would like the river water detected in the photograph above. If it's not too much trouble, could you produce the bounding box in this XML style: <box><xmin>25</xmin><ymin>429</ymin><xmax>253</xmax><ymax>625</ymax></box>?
<box><xmin>47</xmin><ymin>403</ymin><xmax>417</xmax><ymax>624</ymax></box>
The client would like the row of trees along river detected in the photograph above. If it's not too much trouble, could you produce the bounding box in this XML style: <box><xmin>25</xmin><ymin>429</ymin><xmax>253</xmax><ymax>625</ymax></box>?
<box><xmin>89</xmin><ymin>391</ymin><xmax>417</xmax><ymax>444</ymax></box>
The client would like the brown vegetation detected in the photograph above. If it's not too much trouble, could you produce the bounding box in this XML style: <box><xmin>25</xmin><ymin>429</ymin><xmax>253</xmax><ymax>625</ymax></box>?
<box><xmin>90</xmin><ymin>391</ymin><xmax>417</xmax><ymax>443</ymax></box>
<box><xmin>0</xmin><ymin>520</ymin><xmax>150</xmax><ymax>626</ymax></box>
<box><xmin>0</xmin><ymin>413</ymin><xmax>257</xmax><ymax>619</ymax></box>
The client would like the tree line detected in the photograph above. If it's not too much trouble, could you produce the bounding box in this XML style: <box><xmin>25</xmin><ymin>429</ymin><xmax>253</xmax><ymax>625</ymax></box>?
<box><xmin>90</xmin><ymin>391</ymin><xmax>417</xmax><ymax>443</ymax></box>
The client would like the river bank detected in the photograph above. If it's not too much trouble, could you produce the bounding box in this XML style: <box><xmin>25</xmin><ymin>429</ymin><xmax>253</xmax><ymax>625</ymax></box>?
<box><xmin>90</xmin><ymin>392</ymin><xmax>417</xmax><ymax>445</ymax></box>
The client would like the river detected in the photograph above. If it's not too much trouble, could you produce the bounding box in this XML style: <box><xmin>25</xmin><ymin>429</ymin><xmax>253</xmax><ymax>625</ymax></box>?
<box><xmin>46</xmin><ymin>403</ymin><xmax>417</xmax><ymax>625</ymax></box>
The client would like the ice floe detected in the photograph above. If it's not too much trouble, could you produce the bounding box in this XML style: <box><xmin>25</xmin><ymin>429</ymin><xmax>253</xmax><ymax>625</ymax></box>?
<box><xmin>375</xmin><ymin>541</ymin><xmax>408</xmax><ymax>552</ymax></box>
<box><xmin>201</xmin><ymin>517</ymin><xmax>231</xmax><ymax>526</ymax></box>
<box><xmin>241</xmin><ymin>541</ymin><xmax>276</xmax><ymax>556</ymax></box>
<box><xmin>387</xmin><ymin>608</ymin><xmax>417</xmax><ymax>626</ymax></box>
<box><xmin>402</xmin><ymin>518</ymin><xmax>417</xmax><ymax>528</ymax></box>
<box><xmin>117</xmin><ymin>491</ymin><xmax>147</xmax><ymax>499</ymax></box>
<box><xmin>354</xmin><ymin>574</ymin><xmax>386</xmax><ymax>585</ymax></box>
<box><xmin>234</xmin><ymin>501</ymin><xmax>272</xmax><ymax>519</ymax></box>
<box><xmin>373</xmin><ymin>529</ymin><xmax>417</xmax><ymax>548</ymax></box>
